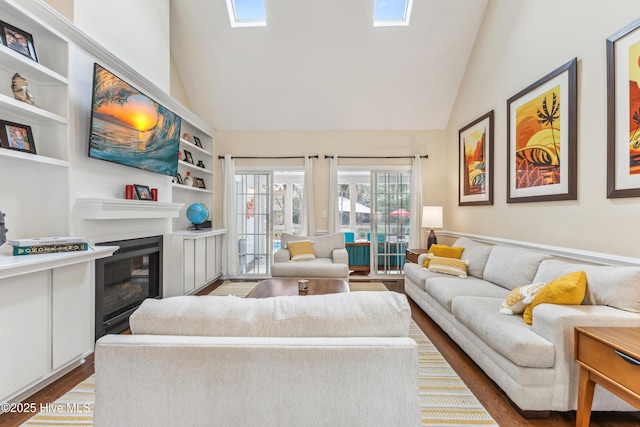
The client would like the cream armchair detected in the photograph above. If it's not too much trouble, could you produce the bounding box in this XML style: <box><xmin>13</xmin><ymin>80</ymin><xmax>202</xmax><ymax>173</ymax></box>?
<box><xmin>271</xmin><ymin>232</ymin><xmax>349</xmax><ymax>279</ymax></box>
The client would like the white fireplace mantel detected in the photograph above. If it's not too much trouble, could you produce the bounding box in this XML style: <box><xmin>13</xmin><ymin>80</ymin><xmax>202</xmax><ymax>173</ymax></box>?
<box><xmin>77</xmin><ymin>198</ymin><xmax>184</xmax><ymax>220</ymax></box>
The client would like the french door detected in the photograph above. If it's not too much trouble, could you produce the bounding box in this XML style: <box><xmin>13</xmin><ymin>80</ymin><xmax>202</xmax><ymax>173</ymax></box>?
<box><xmin>235</xmin><ymin>172</ymin><xmax>272</xmax><ymax>276</ymax></box>
<box><xmin>371</xmin><ymin>171</ymin><xmax>411</xmax><ymax>274</ymax></box>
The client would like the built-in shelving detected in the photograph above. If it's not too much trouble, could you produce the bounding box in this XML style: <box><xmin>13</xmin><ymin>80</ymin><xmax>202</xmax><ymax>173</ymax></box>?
<box><xmin>0</xmin><ymin>0</ymin><xmax>70</xmax><ymax>241</ymax></box>
<box><xmin>173</xmin><ymin>126</ymin><xmax>214</xmax><ymax>231</ymax></box>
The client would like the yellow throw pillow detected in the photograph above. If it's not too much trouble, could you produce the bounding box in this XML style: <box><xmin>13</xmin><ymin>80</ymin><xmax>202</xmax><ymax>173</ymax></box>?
<box><xmin>523</xmin><ymin>271</ymin><xmax>587</xmax><ymax>324</ymax></box>
<box><xmin>499</xmin><ymin>282</ymin><xmax>546</xmax><ymax>315</ymax></box>
<box><xmin>422</xmin><ymin>244</ymin><xmax>465</xmax><ymax>268</ymax></box>
<box><xmin>287</xmin><ymin>240</ymin><xmax>316</xmax><ymax>261</ymax></box>
<box><xmin>427</xmin><ymin>254</ymin><xmax>469</xmax><ymax>278</ymax></box>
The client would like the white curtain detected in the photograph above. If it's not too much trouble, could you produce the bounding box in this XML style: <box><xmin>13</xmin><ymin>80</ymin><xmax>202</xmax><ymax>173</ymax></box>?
<box><xmin>301</xmin><ymin>154</ymin><xmax>316</xmax><ymax>236</ymax></box>
<box><xmin>327</xmin><ymin>155</ymin><xmax>339</xmax><ymax>234</ymax></box>
<box><xmin>222</xmin><ymin>155</ymin><xmax>240</xmax><ymax>277</ymax></box>
<box><xmin>408</xmin><ymin>154</ymin><xmax>424</xmax><ymax>249</ymax></box>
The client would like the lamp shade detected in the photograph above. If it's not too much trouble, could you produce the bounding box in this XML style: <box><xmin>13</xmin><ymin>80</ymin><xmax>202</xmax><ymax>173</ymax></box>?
<box><xmin>421</xmin><ymin>206</ymin><xmax>443</xmax><ymax>229</ymax></box>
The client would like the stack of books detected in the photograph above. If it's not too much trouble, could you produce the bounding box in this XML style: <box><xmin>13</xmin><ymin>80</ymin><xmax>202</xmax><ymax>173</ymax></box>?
<box><xmin>8</xmin><ymin>237</ymin><xmax>88</xmax><ymax>256</ymax></box>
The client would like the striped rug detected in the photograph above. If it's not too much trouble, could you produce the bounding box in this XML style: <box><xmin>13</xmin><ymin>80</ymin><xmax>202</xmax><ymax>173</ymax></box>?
<box><xmin>22</xmin><ymin>281</ymin><xmax>497</xmax><ymax>426</ymax></box>
<box><xmin>21</xmin><ymin>375</ymin><xmax>94</xmax><ymax>426</ymax></box>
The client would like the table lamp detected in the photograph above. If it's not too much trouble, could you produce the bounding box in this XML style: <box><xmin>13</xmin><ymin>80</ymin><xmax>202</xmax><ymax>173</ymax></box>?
<box><xmin>422</xmin><ymin>206</ymin><xmax>443</xmax><ymax>249</ymax></box>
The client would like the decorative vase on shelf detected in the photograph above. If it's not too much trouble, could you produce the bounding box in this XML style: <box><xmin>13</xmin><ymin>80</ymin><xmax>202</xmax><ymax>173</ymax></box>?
<box><xmin>183</xmin><ymin>171</ymin><xmax>194</xmax><ymax>187</ymax></box>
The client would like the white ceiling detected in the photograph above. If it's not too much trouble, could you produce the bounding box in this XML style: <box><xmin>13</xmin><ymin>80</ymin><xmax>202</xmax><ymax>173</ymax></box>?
<box><xmin>170</xmin><ymin>0</ymin><xmax>488</xmax><ymax>131</ymax></box>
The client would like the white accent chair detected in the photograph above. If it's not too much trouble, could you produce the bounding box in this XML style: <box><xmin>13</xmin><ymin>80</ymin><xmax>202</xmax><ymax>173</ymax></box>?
<box><xmin>271</xmin><ymin>232</ymin><xmax>349</xmax><ymax>279</ymax></box>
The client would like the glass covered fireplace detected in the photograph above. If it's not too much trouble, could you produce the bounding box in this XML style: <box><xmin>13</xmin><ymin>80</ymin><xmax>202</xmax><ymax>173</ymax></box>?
<box><xmin>95</xmin><ymin>235</ymin><xmax>163</xmax><ymax>339</ymax></box>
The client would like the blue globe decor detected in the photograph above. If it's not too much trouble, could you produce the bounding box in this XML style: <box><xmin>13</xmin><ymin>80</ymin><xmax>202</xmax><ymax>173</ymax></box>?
<box><xmin>186</xmin><ymin>203</ymin><xmax>209</xmax><ymax>229</ymax></box>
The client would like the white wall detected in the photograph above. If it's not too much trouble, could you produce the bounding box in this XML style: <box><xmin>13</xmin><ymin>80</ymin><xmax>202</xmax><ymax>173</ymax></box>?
<box><xmin>73</xmin><ymin>0</ymin><xmax>170</xmax><ymax>93</ymax></box>
<box><xmin>446</xmin><ymin>0</ymin><xmax>640</xmax><ymax>258</ymax></box>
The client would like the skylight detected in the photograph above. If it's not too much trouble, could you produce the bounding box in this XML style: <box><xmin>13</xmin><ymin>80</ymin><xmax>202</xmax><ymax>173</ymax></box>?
<box><xmin>373</xmin><ymin>0</ymin><xmax>413</xmax><ymax>27</ymax></box>
<box><xmin>226</xmin><ymin>0</ymin><xmax>266</xmax><ymax>28</ymax></box>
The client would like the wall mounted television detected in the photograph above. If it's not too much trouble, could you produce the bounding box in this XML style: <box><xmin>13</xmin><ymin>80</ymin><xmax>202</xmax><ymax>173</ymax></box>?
<box><xmin>88</xmin><ymin>63</ymin><xmax>181</xmax><ymax>177</ymax></box>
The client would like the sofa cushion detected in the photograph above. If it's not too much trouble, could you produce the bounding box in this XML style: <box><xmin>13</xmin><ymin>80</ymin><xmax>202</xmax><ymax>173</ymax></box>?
<box><xmin>422</xmin><ymin>244</ymin><xmax>464</xmax><ymax>268</ymax></box>
<box><xmin>403</xmin><ymin>262</ymin><xmax>455</xmax><ymax>291</ymax></box>
<box><xmin>281</xmin><ymin>232</ymin><xmax>344</xmax><ymax>259</ymax></box>
<box><xmin>523</xmin><ymin>271</ymin><xmax>587</xmax><ymax>325</ymax></box>
<box><xmin>452</xmin><ymin>296</ymin><xmax>555</xmax><ymax>368</ymax></box>
<box><xmin>424</xmin><ymin>276</ymin><xmax>509</xmax><ymax>312</ymax></box>
<box><xmin>453</xmin><ymin>237</ymin><xmax>494</xmax><ymax>278</ymax></box>
<box><xmin>427</xmin><ymin>254</ymin><xmax>469</xmax><ymax>278</ymax></box>
<box><xmin>483</xmin><ymin>245</ymin><xmax>551</xmax><ymax>291</ymax></box>
<box><xmin>271</xmin><ymin>258</ymin><xmax>349</xmax><ymax>278</ymax></box>
<box><xmin>499</xmin><ymin>282</ymin><xmax>546</xmax><ymax>315</ymax></box>
<box><xmin>533</xmin><ymin>259</ymin><xmax>640</xmax><ymax>313</ymax></box>
<box><xmin>287</xmin><ymin>240</ymin><xmax>316</xmax><ymax>261</ymax></box>
<box><xmin>130</xmin><ymin>291</ymin><xmax>411</xmax><ymax>338</ymax></box>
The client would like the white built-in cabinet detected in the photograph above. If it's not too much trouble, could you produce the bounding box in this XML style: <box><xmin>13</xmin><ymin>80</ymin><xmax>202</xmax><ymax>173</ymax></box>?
<box><xmin>169</xmin><ymin>229</ymin><xmax>225</xmax><ymax>297</ymax></box>
<box><xmin>0</xmin><ymin>247</ymin><xmax>117</xmax><ymax>404</ymax></box>
<box><xmin>0</xmin><ymin>0</ymin><xmax>225</xmax><ymax>408</ymax></box>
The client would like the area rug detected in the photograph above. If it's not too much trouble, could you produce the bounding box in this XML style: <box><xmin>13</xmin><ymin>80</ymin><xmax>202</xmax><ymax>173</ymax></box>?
<box><xmin>21</xmin><ymin>375</ymin><xmax>94</xmax><ymax>426</ymax></box>
<box><xmin>22</xmin><ymin>281</ymin><xmax>497</xmax><ymax>426</ymax></box>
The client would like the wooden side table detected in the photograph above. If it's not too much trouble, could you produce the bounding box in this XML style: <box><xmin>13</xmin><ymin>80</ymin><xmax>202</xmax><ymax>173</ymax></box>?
<box><xmin>405</xmin><ymin>248</ymin><xmax>428</xmax><ymax>264</ymax></box>
<box><xmin>574</xmin><ymin>327</ymin><xmax>640</xmax><ymax>427</ymax></box>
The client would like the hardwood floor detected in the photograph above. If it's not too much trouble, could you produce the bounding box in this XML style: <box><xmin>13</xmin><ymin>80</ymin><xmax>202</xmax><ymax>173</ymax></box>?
<box><xmin>1</xmin><ymin>278</ymin><xmax>638</xmax><ymax>427</ymax></box>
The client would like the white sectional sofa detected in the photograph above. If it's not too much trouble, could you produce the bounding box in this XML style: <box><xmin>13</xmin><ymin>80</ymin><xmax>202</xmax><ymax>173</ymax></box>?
<box><xmin>271</xmin><ymin>232</ymin><xmax>349</xmax><ymax>279</ymax></box>
<box><xmin>94</xmin><ymin>291</ymin><xmax>421</xmax><ymax>427</ymax></box>
<box><xmin>404</xmin><ymin>237</ymin><xmax>640</xmax><ymax>415</ymax></box>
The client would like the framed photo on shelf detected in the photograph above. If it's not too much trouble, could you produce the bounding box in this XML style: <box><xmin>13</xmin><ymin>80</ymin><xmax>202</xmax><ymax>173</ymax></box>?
<box><xmin>194</xmin><ymin>177</ymin><xmax>206</xmax><ymax>189</ymax></box>
<box><xmin>0</xmin><ymin>20</ymin><xmax>38</xmax><ymax>62</ymax></box>
<box><xmin>459</xmin><ymin>110</ymin><xmax>494</xmax><ymax>206</ymax></box>
<box><xmin>134</xmin><ymin>184</ymin><xmax>153</xmax><ymax>200</ymax></box>
<box><xmin>183</xmin><ymin>149</ymin><xmax>194</xmax><ymax>164</ymax></box>
<box><xmin>0</xmin><ymin>120</ymin><xmax>35</xmax><ymax>154</ymax></box>
<box><xmin>193</xmin><ymin>136</ymin><xmax>203</xmax><ymax>148</ymax></box>
<box><xmin>507</xmin><ymin>57</ymin><xmax>577</xmax><ymax>203</ymax></box>
<box><xmin>607</xmin><ymin>18</ymin><xmax>640</xmax><ymax>198</ymax></box>
<box><xmin>175</xmin><ymin>172</ymin><xmax>183</xmax><ymax>184</ymax></box>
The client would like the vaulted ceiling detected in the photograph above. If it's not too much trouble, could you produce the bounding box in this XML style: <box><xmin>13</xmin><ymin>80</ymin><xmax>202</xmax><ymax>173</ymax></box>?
<box><xmin>170</xmin><ymin>0</ymin><xmax>488</xmax><ymax>131</ymax></box>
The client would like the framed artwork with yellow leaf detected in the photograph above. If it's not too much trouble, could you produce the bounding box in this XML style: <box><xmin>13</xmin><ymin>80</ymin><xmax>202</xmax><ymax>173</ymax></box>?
<box><xmin>507</xmin><ymin>58</ymin><xmax>577</xmax><ymax>203</ymax></box>
<box><xmin>459</xmin><ymin>110</ymin><xmax>494</xmax><ymax>206</ymax></box>
<box><xmin>607</xmin><ymin>18</ymin><xmax>640</xmax><ymax>198</ymax></box>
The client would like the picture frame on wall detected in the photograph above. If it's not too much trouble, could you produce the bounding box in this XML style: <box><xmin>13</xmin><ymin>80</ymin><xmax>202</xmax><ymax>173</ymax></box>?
<box><xmin>0</xmin><ymin>119</ymin><xmax>35</xmax><ymax>154</ymax></box>
<box><xmin>606</xmin><ymin>18</ymin><xmax>640</xmax><ymax>198</ymax></box>
<box><xmin>134</xmin><ymin>184</ymin><xmax>153</xmax><ymax>200</ymax></box>
<box><xmin>507</xmin><ymin>57</ymin><xmax>577</xmax><ymax>203</ymax></box>
<box><xmin>459</xmin><ymin>110</ymin><xmax>494</xmax><ymax>206</ymax></box>
<box><xmin>0</xmin><ymin>20</ymin><xmax>38</xmax><ymax>62</ymax></box>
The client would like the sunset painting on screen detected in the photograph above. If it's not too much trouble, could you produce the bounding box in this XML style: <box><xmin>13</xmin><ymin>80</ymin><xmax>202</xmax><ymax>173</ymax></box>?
<box><xmin>628</xmin><ymin>40</ymin><xmax>640</xmax><ymax>175</ymax></box>
<box><xmin>514</xmin><ymin>85</ymin><xmax>561</xmax><ymax>188</ymax></box>
<box><xmin>463</xmin><ymin>128</ymin><xmax>486</xmax><ymax>196</ymax></box>
<box><xmin>88</xmin><ymin>64</ymin><xmax>181</xmax><ymax>176</ymax></box>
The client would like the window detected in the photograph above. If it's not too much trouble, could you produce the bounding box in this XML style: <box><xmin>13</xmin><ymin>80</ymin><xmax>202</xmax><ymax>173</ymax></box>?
<box><xmin>226</xmin><ymin>0</ymin><xmax>266</xmax><ymax>28</ymax></box>
<box><xmin>373</xmin><ymin>0</ymin><xmax>413</xmax><ymax>27</ymax></box>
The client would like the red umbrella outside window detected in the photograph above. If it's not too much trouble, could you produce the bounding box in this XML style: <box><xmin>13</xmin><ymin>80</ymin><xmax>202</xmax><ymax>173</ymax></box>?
<box><xmin>389</xmin><ymin>208</ymin><xmax>410</xmax><ymax>217</ymax></box>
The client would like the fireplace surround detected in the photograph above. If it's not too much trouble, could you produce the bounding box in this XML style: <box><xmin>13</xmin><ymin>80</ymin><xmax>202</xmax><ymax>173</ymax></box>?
<box><xmin>95</xmin><ymin>235</ymin><xmax>163</xmax><ymax>339</ymax></box>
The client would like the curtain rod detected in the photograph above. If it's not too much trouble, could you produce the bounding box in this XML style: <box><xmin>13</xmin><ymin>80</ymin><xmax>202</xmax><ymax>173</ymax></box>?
<box><xmin>324</xmin><ymin>155</ymin><xmax>428</xmax><ymax>159</ymax></box>
<box><xmin>218</xmin><ymin>155</ymin><xmax>319</xmax><ymax>159</ymax></box>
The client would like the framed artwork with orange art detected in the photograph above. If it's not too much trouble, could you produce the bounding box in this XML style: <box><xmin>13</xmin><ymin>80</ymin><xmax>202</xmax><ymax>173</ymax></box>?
<box><xmin>607</xmin><ymin>18</ymin><xmax>640</xmax><ymax>198</ymax></box>
<box><xmin>507</xmin><ymin>58</ymin><xmax>577</xmax><ymax>203</ymax></box>
<box><xmin>459</xmin><ymin>110</ymin><xmax>493</xmax><ymax>206</ymax></box>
